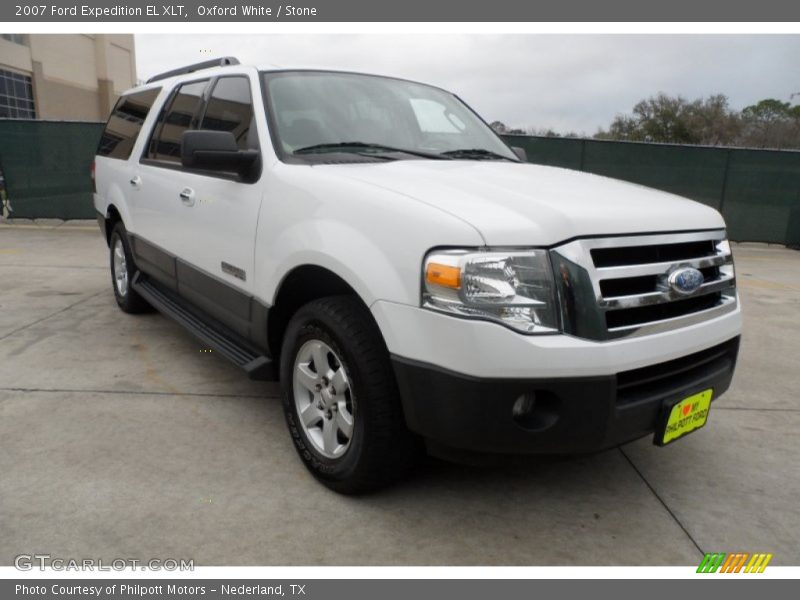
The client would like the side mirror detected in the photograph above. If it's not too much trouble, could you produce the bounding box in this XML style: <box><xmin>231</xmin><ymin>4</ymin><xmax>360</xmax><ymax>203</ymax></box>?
<box><xmin>511</xmin><ymin>146</ymin><xmax>527</xmax><ymax>162</ymax></box>
<box><xmin>181</xmin><ymin>130</ymin><xmax>258</xmax><ymax>176</ymax></box>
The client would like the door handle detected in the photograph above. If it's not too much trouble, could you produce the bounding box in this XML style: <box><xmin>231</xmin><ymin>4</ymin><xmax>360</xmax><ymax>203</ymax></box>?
<box><xmin>179</xmin><ymin>188</ymin><xmax>196</xmax><ymax>207</ymax></box>
<box><xmin>129</xmin><ymin>175</ymin><xmax>142</xmax><ymax>189</ymax></box>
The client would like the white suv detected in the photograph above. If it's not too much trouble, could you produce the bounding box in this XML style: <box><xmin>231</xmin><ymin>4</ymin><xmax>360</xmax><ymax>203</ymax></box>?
<box><xmin>94</xmin><ymin>58</ymin><xmax>742</xmax><ymax>493</ymax></box>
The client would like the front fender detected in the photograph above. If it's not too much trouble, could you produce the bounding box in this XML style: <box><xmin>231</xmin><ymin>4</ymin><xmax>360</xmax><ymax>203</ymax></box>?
<box><xmin>254</xmin><ymin>163</ymin><xmax>486</xmax><ymax>309</ymax></box>
<box><xmin>260</xmin><ymin>218</ymin><xmax>409</xmax><ymax>307</ymax></box>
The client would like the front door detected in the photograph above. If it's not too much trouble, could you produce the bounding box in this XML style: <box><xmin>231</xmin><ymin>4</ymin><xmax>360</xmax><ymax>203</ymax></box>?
<box><xmin>132</xmin><ymin>73</ymin><xmax>264</xmax><ymax>339</ymax></box>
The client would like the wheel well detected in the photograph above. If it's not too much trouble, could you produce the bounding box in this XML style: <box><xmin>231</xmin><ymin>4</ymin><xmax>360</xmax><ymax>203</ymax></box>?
<box><xmin>267</xmin><ymin>265</ymin><xmax>369</xmax><ymax>365</ymax></box>
<box><xmin>104</xmin><ymin>205</ymin><xmax>122</xmax><ymax>246</ymax></box>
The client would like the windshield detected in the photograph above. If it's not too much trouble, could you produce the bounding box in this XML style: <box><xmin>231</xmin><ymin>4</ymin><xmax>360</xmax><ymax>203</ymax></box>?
<box><xmin>262</xmin><ymin>71</ymin><xmax>517</xmax><ymax>161</ymax></box>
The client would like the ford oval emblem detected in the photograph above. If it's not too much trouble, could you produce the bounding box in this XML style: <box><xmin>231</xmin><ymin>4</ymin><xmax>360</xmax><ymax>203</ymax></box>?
<box><xmin>668</xmin><ymin>267</ymin><xmax>704</xmax><ymax>295</ymax></box>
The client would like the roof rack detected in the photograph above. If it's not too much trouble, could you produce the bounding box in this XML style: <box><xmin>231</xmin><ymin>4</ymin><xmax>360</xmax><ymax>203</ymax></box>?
<box><xmin>146</xmin><ymin>57</ymin><xmax>241</xmax><ymax>84</ymax></box>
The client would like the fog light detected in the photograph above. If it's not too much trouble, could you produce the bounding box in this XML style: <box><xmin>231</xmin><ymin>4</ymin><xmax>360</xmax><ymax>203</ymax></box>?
<box><xmin>511</xmin><ymin>391</ymin><xmax>560</xmax><ymax>431</ymax></box>
<box><xmin>512</xmin><ymin>392</ymin><xmax>536</xmax><ymax>419</ymax></box>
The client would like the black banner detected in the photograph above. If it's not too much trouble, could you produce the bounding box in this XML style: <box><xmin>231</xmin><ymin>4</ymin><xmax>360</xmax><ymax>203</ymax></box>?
<box><xmin>4</xmin><ymin>579</ymin><xmax>798</xmax><ymax>600</ymax></box>
<box><xmin>3</xmin><ymin>0</ymin><xmax>800</xmax><ymax>22</ymax></box>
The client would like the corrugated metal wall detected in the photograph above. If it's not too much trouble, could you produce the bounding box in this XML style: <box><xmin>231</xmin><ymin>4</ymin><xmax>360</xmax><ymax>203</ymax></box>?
<box><xmin>0</xmin><ymin>120</ymin><xmax>798</xmax><ymax>246</ymax></box>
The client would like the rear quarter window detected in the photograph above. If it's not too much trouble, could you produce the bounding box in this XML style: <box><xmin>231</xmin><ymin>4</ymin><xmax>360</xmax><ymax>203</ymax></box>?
<box><xmin>97</xmin><ymin>88</ymin><xmax>161</xmax><ymax>160</ymax></box>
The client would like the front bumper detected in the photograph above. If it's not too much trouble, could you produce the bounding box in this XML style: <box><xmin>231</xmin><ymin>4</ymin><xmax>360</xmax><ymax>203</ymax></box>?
<box><xmin>371</xmin><ymin>298</ymin><xmax>742</xmax><ymax>379</ymax></box>
<box><xmin>391</xmin><ymin>336</ymin><xmax>740</xmax><ymax>455</ymax></box>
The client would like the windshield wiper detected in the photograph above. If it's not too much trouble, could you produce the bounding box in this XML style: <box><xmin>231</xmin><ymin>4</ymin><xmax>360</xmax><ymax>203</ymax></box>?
<box><xmin>440</xmin><ymin>148</ymin><xmax>516</xmax><ymax>161</ymax></box>
<box><xmin>293</xmin><ymin>142</ymin><xmax>450</xmax><ymax>160</ymax></box>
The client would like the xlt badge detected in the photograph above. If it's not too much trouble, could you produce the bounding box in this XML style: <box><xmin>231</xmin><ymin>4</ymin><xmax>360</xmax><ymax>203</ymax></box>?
<box><xmin>221</xmin><ymin>262</ymin><xmax>246</xmax><ymax>281</ymax></box>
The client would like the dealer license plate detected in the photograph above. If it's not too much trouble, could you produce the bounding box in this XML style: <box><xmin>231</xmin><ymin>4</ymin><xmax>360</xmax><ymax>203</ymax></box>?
<box><xmin>656</xmin><ymin>389</ymin><xmax>713</xmax><ymax>446</ymax></box>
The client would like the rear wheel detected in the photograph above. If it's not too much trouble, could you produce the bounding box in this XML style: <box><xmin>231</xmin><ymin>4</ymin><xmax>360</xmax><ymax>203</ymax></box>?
<box><xmin>280</xmin><ymin>296</ymin><xmax>420</xmax><ymax>494</ymax></box>
<box><xmin>109</xmin><ymin>222</ymin><xmax>150</xmax><ymax>314</ymax></box>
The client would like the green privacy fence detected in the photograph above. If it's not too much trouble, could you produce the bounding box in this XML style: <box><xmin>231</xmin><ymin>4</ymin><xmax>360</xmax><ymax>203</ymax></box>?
<box><xmin>0</xmin><ymin>120</ymin><xmax>798</xmax><ymax>245</ymax></box>
<box><xmin>503</xmin><ymin>135</ymin><xmax>800</xmax><ymax>246</ymax></box>
<box><xmin>0</xmin><ymin>119</ymin><xmax>105</xmax><ymax>219</ymax></box>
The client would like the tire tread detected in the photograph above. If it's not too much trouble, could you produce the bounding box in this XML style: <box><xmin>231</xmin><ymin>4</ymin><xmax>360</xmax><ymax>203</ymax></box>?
<box><xmin>110</xmin><ymin>222</ymin><xmax>151</xmax><ymax>314</ymax></box>
<box><xmin>281</xmin><ymin>295</ymin><xmax>420</xmax><ymax>494</ymax></box>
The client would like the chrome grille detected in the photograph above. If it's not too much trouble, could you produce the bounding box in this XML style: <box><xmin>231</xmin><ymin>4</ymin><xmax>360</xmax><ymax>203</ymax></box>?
<box><xmin>550</xmin><ymin>230</ymin><xmax>737</xmax><ymax>340</ymax></box>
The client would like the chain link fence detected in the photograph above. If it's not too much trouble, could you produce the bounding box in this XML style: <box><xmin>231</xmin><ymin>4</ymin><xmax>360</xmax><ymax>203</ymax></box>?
<box><xmin>0</xmin><ymin>120</ymin><xmax>797</xmax><ymax>246</ymax></box>
<box><xmin>0</xmin><ymin>119</ymin><xmax>104</xmax><ymax>220</ymax></box>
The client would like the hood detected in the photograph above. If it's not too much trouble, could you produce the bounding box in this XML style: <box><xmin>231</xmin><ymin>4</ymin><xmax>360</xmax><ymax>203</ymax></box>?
<box><xmin>318</xmin><ymin>160</ymin><xmax>725</xmax><ymax>246</ymax></box>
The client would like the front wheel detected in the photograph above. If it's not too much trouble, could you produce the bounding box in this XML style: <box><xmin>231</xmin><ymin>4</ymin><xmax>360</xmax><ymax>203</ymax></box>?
<box><xmin>280</xmin><ymin>296</ymin><xmax>420</xmax><ymax>494</ymax></box>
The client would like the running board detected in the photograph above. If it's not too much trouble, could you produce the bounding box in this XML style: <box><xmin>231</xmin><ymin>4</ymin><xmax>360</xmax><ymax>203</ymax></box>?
<box><xmin>132</xmin><ymin>273</ymin><xmax>275</xmax><ymax>381</ymax></box>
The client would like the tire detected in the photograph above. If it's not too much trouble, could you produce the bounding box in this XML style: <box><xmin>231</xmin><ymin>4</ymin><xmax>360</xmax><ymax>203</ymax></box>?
<box><xmin>280</xmin><ymin>296</ymin><xmax>421</xmax><ymax>494</ymax></box>
<box><xmin>109</xmin><ymin>222</ymin><xmax>151</xmax><ymax>314</ymax></box>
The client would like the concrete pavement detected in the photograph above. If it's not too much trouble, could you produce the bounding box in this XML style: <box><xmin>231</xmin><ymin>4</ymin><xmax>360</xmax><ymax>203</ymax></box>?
<box><xmin>0</xmin><ymin>226</ymin><xmax>797</xmax><ymax>565</ymax></box>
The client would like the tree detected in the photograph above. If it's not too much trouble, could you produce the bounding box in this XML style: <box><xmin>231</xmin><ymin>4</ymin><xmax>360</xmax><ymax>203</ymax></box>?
<box><xmin>490</xmin><ymin>120</ymin><xmax>537</xmax><ymax>135</ymax></box>
<box><xmin>595</xmin><ymin>93</ymin><xmax>800</xmax><ymax>149</ymax></box>
<box><xmin>739</xmin><ymin>99</ymin><xmax>800</xmax><ymax>149</ymax></box>
<box><xmin>686</xmin><ymin>94</ymin><xmax>742</xmax><ymax>146</ymax></box>
<box><xmin>489</xmin><ymin>120</ymin><xmax>509</xmax><ymax>134</ymax></box>
<box><xmin>596</xmin><ymin>93</ymin><xmax>741</xmax><ymax>145</ymax></box>
<box><xmin>498</xmin><ymin>94</ymin><xmax>800</xmax><ymax>149</ymax></box>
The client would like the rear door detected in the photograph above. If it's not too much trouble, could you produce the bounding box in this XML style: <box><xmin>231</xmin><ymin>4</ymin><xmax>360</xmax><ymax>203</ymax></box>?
<box><xmin>94</xmin><ymin>87</ymin><xmax>161</xmax><ymax>233</ymax></box>
<box><xmin>130</xmin><ymin>78</ymin><xmax>209</xmax><ymax>290</ymax></box>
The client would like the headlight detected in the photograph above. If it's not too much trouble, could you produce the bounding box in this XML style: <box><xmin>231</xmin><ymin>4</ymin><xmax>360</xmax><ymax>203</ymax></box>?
<box><xmin>422</xmin><ymin>249</ymin><xmax>559</xmax><ymax>334</ymax></box>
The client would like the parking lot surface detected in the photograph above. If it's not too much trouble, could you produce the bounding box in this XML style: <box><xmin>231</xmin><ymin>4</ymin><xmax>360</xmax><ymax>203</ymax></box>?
<box><xmin>1</xmin><ymin>223</ymin><xmax>798</xmax><ymax>565</ymax></box>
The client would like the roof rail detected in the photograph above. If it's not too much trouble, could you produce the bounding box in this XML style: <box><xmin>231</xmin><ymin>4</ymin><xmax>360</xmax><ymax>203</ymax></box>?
<box><xmin>146</xmin><ymin>57</ymin><xmax>241</xmax><ymax>84</ymax></box>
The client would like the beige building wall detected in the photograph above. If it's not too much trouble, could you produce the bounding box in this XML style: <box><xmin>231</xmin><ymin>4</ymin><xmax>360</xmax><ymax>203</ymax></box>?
<box><xmin>0</xmin><ymin>34</ymin><xmax>136</xmax><ymax>121</ymax></box>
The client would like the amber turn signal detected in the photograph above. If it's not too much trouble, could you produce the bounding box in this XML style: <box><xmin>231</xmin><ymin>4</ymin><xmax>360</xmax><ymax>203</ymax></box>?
<box><xmin>425</xmin><ymin>262</ymin><xmax>461</xmax><ymax>289</ymax></box>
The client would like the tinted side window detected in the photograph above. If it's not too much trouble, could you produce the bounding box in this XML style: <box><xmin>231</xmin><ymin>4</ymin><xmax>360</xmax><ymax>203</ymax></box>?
<box><xmin>200</xmin><ymin>77</ymin><xmax>255</xmax><ymax>150</ymax></box>
<box><xmin>98</xmin><ymin>88</ymin><xmax>160</xmax><ymax>160</ymax></box>
<box><xmin>148</xmin><ymin>80</ymin><xmax>209</xmax><ymax>163</ymax></box>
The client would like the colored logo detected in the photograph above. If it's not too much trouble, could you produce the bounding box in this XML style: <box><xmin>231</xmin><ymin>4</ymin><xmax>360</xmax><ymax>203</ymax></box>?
<box><xmin>668</xmin><ymin>267</ymin><xmax>704</xmax><ymax>295</ymax></box>
<box><xmin>697</xmin><ymin>552</ymin><xmax>773</xmax><ymax>573</ymax></box>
